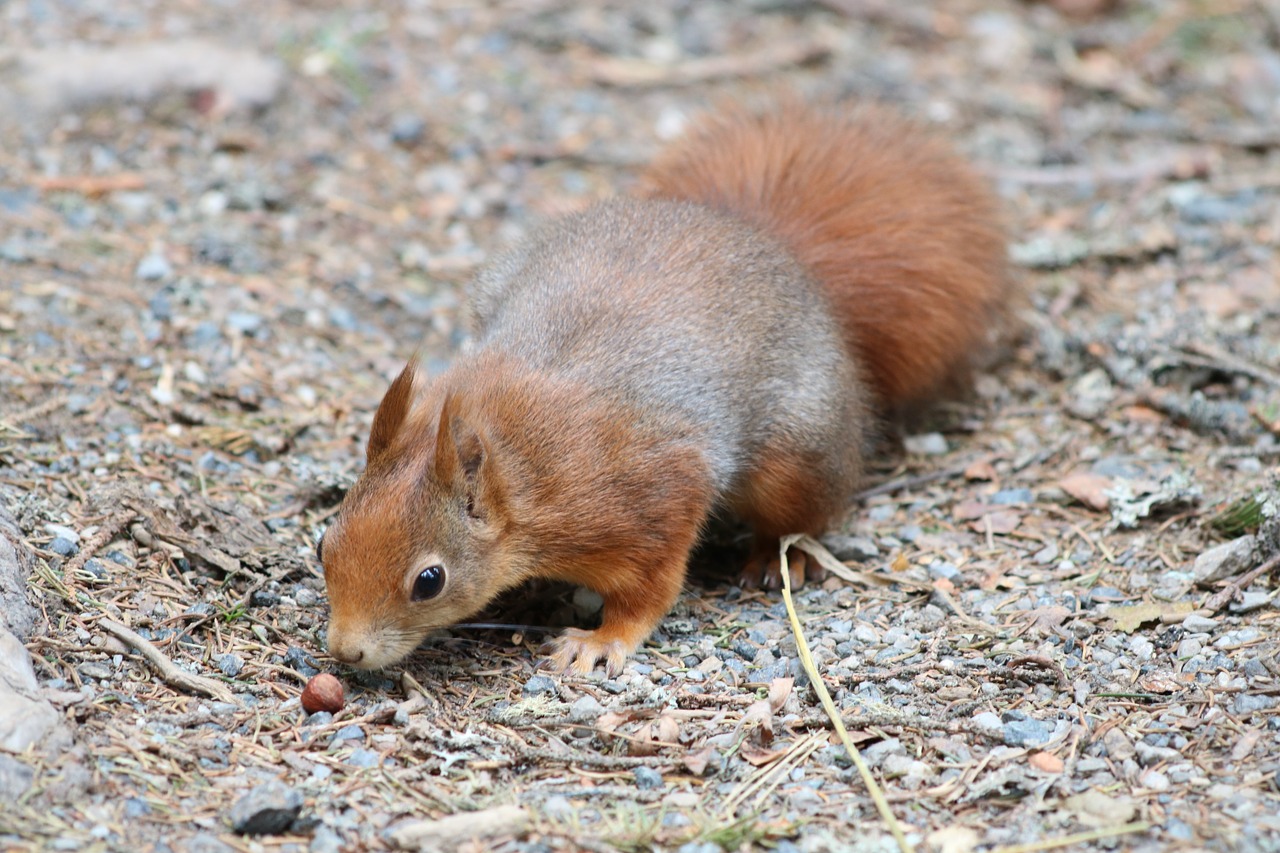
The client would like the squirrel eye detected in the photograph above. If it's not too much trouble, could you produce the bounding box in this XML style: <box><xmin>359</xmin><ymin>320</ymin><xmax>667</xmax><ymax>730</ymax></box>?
<box><xmin>315</xmin><ymin>532</ymin><xmax>325</xmax><ymax>564</ymax></box>
<box><xmin>411</xmin><ymin>565</ymin><xmax>445</xmax><ymax>601</ymax></box>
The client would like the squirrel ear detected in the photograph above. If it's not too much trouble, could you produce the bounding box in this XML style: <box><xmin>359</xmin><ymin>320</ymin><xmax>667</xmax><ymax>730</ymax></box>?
<box><xmin>434</xmin><ymin>395</ymin><xmax>491</xmax><ymax>515</ymax></box>
<box><xmin>367</xmin><ymin>359</ymin><xmax>418</xmax><ymax>465</ymax></box>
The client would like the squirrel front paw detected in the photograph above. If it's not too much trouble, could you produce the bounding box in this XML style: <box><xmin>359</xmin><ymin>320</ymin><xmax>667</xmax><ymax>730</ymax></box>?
<box><xmin>544</xmin><ymin>627</ymin><xmax>634</xmax><ymax>676</ymax></box>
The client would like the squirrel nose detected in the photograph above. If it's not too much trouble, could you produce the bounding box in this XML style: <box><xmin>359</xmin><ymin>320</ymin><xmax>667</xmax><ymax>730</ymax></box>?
<box><xmin>328</xmin><ymin>642</ymin><xmax>364</xmax><ymax>665</ymax></box>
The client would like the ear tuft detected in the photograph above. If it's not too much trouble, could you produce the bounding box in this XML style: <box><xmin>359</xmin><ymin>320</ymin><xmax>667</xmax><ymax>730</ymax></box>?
<box><xmin>367</xmin><ymin>359</ymin><xmax>418</xmax><ymax>464</ymax></box>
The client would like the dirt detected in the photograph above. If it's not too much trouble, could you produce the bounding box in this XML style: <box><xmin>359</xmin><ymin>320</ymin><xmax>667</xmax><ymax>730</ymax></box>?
<box><xmin>1</xmin><ymin>1</ymin><xmax>1279</xmax><ymax>851</ymax></box>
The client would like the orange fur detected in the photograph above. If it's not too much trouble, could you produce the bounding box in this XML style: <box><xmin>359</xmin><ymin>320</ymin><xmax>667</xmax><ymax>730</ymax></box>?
<box><xmin>319</xmin><ymin>101</ymin><xmax>1014</xmax><ymax>675</ymax></box>
<box><xmin>638</xmin><ymin>101</ymin><xmax>1013</xmax><ymax>410</ymax></box>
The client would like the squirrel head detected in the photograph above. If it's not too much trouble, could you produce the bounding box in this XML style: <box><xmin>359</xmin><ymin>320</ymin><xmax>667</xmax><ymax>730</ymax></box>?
<box><xmin>318</xmin><ymin>360</ymin><xmax>518</xmax><ymax>669</ymax></box>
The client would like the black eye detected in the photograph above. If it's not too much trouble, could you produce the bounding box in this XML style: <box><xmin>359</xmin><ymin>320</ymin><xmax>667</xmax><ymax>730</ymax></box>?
<box><xmin>411</xmin><ymin>565</ymin><xmax>445</xmax><ymax>601</ymax></box>
<box><xmin>315</xmin><ymin>533</ymin><xmax>325</xmax><ymax>563</ymax></box>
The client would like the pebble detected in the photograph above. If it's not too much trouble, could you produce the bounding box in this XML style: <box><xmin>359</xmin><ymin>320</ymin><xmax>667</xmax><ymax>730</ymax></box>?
<box><xmin>569</xmin><ymin>695</ymin><xmax>604</xmax><ymax>723</ymax></box>
<box><xmin>903</xmin><ymin>433</ymin><xmax>948</xmax><ymax>455</ymax></box>
<box><xmin>346</xmin><ymin>749</ymin><xmax>382</xmax><ymax>768</ymax></box>
<box><xmin>1002</xmin><ymin>718</ymin><xmax>1055</xmax><ymax>747</ymax></box>
<box><xmin>47</xmin><ymin>537</ymin><xmax>77</xmax><ymax>557</ymax></box>
<box><xmin>227</xmin><ymin>781</ymin><xmax>304</xmax><ymax>835</ymax></box>
<box><xmin>77</xmin><ymin>661</ymin><xmax>112</xmax><ymax>680</ymax></box>
<box><xmin>633</xmin><ymin>766</ymin><xmax>663</xmax><ymax>790</ymax></box>
<box><xmin>43</xmin><ymin>523</ymin><xmax>80</xmax><ymax>543</ymax></box>
<box><xmin>1182</xmin><ymin>615</ymin><xmax>1219</xmax><ymax>633</ymax></box>
<box><xmin>1234</xmin><ymin>694</ymin><xmax>1279</xmax><ymax>714</ymax></box>
<box><xmin>1193</xmin><ymin>535</ymin><xmax>1257</xmax><ymax>585</ymax></box>
<box><xmin>1215</xmin><ymin>627</ymin><xmax>1262</xmax><ymax>648</ymax></box>
<box><xmin>991</xmin><ymin>488</ymin><xmax>1033</xmax><ymax>505</ymax></box>
<box><xmin>1229</xmin><ymin>592</ymin><xmax>1274</xmax><ymax>613</ymax></box>
<box><xmin>135</xmin><ymin>253</ymin><xmax>173</xmax><ymax>281</ymax></box>
<box><xmin>216</xmin><ymin>653</ymin><xmax>244</xmax><ymax>677</ymax></box>
<box><xmin>331</xmin><ymin>725</ymin><xmax>364</xmax><ymax>741</ymax></box>
<box><xmin>1139</xmin><ymin>768</ymin><xmax>1171</xmax><ymax>791</ymax></box>
<box><xmin>821</xmin><ymin>534</ymin><xmax>878</xmax><ymax>562</ymax></box>
<box><xmin>522</xmin><ymin>675</ymin><xmax>557</xmax><ymax>697</ymax></box>
<box><xmin>284</xmin><ymin>647</ymin><xmax>321</xmax><ymax>677</ymax></box>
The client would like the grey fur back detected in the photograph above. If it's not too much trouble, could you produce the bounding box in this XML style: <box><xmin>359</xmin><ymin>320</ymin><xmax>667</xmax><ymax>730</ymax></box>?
<box><xmin>468</xmin><ymin>198</ymin><xmax>869</xmax><ymax>499</ymax></box>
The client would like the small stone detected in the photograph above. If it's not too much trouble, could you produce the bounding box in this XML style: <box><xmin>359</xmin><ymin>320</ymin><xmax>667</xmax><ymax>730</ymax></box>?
<box><xmin>310</xmin><ymin>826</ymin><xmax>344</xmax><ymax>853</ymax></box>
<box><xmin>1193</xmin><ymin>535</ymin><xmax>1257</xmax><ymax>585</ymax></box>
<box><xmin>216</xmin><ymin>653</ymin><xmax>244</xmax><ymax>677</ymax></box>
<box><xmin>47</xmin><ymin>537</ymin><xmax>77</xmax><ymax>557</ymax></box>
<box><xmin>43</xmin><ymin>524</ymin><xmax>80</xmax><ymax>544</ymax></box>
<box><xmin>992</xmin><ymin>488</ymin><xmax>1033</xmax><ymax>505</ymax></box>
<box><xmin>632</xmin><ymin>766</ymin><xmax>663</xmax><ymax>790</ymax></box>
<box><xmin>284</xmin><ymin>647</ymin><xmax>321</xmax><ymax>677</ymax></box>
<box><xmin>821</xmin><ymin>534</ymin><xmax>879</xmax><ymax>562</ymax></box>
<box><xmin>1234</xmin><ymin>693</ymin><xmax>1279</xmax><ymax>715</ymax></box>
<box><xmin>331</xmin><ymin>725</ymin><xmax>364</xmax><ymax>741</ymax></box>
<box><xmin>1229</xmin><ymin>592</ymin><xmax>1273</xmax><ymax>613</ymax></box>
<box><xmin>569</xmin><ymin>694</ymin><xmax>604</xmax><ymax>723</ymax></box>
<box><xmin>390</xmin><ymin>114</ymin><xmax>427</xmax><ymax>146</ymax></box>
<box><xmin>1139</xmin><ymin>768</ymin><xmax>1170</xmax><ymax>791</ymax></box>
<box><xmin>1002</xmin><ymin>717</ymin><xmax>1055</xmax><ymax>747</ymax></box>
<box><xmin>227</xmin><ymin>781</ymin><xmax>304</xmax><ymax>835</ymax></box>
<box><xmin>1182</xmin><ymin>614</ymin><xmax>1219</xmax><ymax>633</ymax></box>
<box><xmin>903</xmin><ymin>433</ymin><xmax>948</xmax><ymax>455</ymax></box>
<box><xmin>346</xmin><ymin>749</ymin><xmax>381</xmax><ymax>768</ymax></box>
<box><xmin>135</xmin><ymin>253</ymin><xmax>173</xmax><ymax>281</ymax></box>
<box><xmin>522</xmin><ymin>675</ymin><xmax>557</xmax><ymax>697</ymax></box>
<box><xmin>928</xmin><ymin>561</ymin><xmax>960</xmax><ymax>581</ymax></box>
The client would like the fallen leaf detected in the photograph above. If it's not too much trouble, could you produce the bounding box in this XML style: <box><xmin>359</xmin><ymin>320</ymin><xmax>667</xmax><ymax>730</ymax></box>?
<box><xmin>740</xmin><ymin>699</ymin><xmax>775</xmax><ymax>744</ymax></box>
<box><xmin>953</xmin><ymin>500</ymin><xmax>993</xmax><ymax>521</ymax></box>
<box><xmin>965</xmin><ymin>459</ymin><xmax>998</xmax><ymax>481</ymax></box>
<box><xmin>739</xmin><ymin>742</ymin><xmax>787</xmax><ymax>767</ymax></box>
<box><xmin>1059</xmin><ymin>472</ymin><xmax>1114</xmax><ymax>511</ymax></box>
<box><xmin>968</xmin><ymin>509</ymin><xmax>1021</xmax><ymax>534</ymax></box>
<box><xmin>926</xmin><ymin>825</ymin><xmax>980</xmax><ymax>853</ymax></box>
<box><xmin>767</xmin><ymin>677</ymin><xmax>793</xmax><ymax>712</ymax></box>
<box><xmin>1063</xmin><ymin>788</ymin><xmax>1137</xmax><ymax>828</ymax></box>
<box><xmin>1023</xmin><ymin>605</ymin><xmax>1072</xmax><ymax>635</ymax></box>
<box><xmin>682</xmin><ymin>745</ymin><xmax>714</xmax><ymax>776</ymax></box>
<box><xmin>1137</xmin><ymin>672</ymin><xmax>1183</xmax><ymax>694</ymax></box>
<box><xmin>1110</xmin><ymin>600</ymin><xmax>1195</xmax><ymax>633</ymax></box>
<box><xmin>1028</xmin><ymin>751</ymin><xmax>1065</xmax><ymax>773</ymax></box>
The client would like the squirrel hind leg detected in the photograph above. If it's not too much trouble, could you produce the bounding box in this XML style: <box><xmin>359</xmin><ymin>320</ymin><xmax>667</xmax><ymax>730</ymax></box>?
<box><xmin>739</xmin><ymin>540</ymin><xmax>826</xmax><ymax>591</ymax></box>
<box><xmin>729</xmin><ymin>444</ymin><xmax>853</xmax><ymax>591</ymax></box>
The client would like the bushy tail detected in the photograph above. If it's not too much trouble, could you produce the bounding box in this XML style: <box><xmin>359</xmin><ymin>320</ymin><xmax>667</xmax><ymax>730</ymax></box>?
<box><xmin>637</xmin><ymin>101</ymin><xmax>1014</xmax><ymax>411</ymax></box>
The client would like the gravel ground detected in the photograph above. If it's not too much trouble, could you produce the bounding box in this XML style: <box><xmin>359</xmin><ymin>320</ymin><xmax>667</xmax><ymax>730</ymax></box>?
<box><xmin>2</xmin><ymin>1</ymin><xmax>1279</xmax><ymax>851</ymax></box>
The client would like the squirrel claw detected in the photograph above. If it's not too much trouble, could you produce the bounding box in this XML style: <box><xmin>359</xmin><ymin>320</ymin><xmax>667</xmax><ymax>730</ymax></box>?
<box><xmin>544</xmin><ymin>628</ymin><xmax>630</xmax><ymax>677</ymax></box>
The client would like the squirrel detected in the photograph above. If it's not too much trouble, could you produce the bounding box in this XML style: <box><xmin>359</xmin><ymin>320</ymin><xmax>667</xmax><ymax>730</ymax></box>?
<box><xmin>317</xmin><ymin>100</ymin><xmax>1014</xmax><ymax>676</ymax></box>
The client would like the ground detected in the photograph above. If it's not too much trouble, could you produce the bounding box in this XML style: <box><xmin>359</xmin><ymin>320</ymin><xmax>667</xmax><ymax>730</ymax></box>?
<box><xmin>1</xmin><ymin>0</ymin><xmax>1279</xmax><ymax>851</ymax></box>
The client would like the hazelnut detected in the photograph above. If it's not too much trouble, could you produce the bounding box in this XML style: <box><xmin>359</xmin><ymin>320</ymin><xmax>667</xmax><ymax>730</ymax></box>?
<box><xmin>301</xmin><ymin>672</ymin><xmax>344</xmax><ymax>714</ymax></box>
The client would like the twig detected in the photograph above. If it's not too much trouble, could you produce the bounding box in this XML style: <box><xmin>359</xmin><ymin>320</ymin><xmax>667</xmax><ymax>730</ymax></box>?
<box><xmin>1178</xmin><ymin>343</ymin><xmax>1280</xmax><ymax>389</ymax></box>
<box><xmin>34</xmin><ymin>173</ymin><xmax>147</xmax><ymax>195</ymax></box>
<box><xmin>988</xmin><ymin>822</ymin><xmax>1150</xmax><ymax>853</ymax></box>
<box><xmin>587</xmin><ymin>35</ymin><xmax>832</xmax><ymax>87</ymax></box>
<box><xmin>853</xmin><ymin>464</ymin><xmax>967</xmax><ymax>501</ymax></box>
<box><xmin>97</xmin><ymin>617</ymin><xmax>238</xmax><ymax>705</ymax></box>
<box><xmin>986</xmin><ymin>151</ymin><xmax>1213</xmax><ymax>187</ymax></box>
<box><xmin>1203</xmin><ymin>554</ymin><xmax>1280</xmax><ymax>614</ymax></box>
<box><xmin>778</xmin><ymin>534</ymin><xmax>912</xmax><ymax>853</ymax></box>
<box><xmin>61</xmin><ymin>511</ymin><xmax>136</xmax><ymax>587</ymax></box>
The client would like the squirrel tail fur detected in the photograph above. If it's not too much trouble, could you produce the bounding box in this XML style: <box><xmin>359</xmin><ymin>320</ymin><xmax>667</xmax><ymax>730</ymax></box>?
<box><xmin>637</xmin><ymin>101</ymin><xmax>1014</xmax><ymax>412</ymax></box>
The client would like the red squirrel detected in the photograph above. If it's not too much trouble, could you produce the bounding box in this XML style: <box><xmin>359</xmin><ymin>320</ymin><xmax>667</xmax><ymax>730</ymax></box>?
<box><xmin>317</xmin><ymin>101</ymin><xmax>1013</xmax><ymax>675</ymax></box>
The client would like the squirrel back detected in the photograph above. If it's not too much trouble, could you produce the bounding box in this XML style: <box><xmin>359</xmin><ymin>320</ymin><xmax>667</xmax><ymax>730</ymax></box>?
<box><xmin>638</xmin><ymin>101</ymin><xmax>1013</xmax><ymax>411</ymax></box>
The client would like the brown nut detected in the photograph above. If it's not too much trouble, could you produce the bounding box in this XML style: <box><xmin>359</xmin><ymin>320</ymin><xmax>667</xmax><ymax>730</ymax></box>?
<box><xmin>301</xmin><ymin>672</ymin><xmax>344</xmax><ymax>714</ymax></box>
